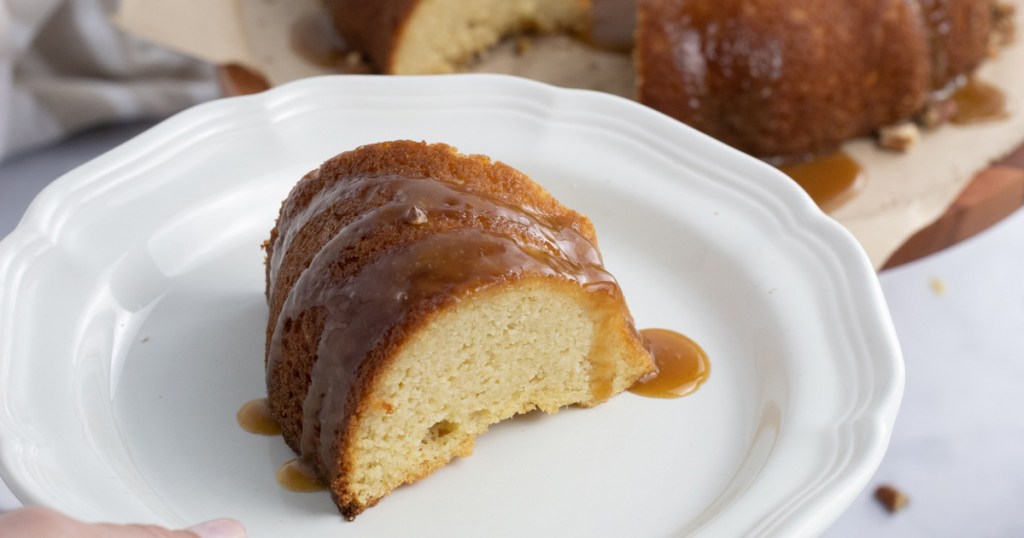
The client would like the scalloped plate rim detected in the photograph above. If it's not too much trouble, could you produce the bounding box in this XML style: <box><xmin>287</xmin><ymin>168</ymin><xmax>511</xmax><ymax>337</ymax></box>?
<box><xmin>0</xmin><ymin>74</ymin><xmax>904</xmax><ymax>536</ymax></box>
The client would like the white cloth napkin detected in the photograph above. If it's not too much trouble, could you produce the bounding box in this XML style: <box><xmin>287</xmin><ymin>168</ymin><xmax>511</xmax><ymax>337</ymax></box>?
<box><xmin>0</xmin><ymin>0</ymin><xmax>219</xmax><ymax>162</ymax></box>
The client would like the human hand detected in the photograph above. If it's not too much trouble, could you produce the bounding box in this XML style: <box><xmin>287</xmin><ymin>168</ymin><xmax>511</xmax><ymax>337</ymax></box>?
<box><xmin>0</xmin><ymin>506</ymin><xmax>246</xmax><ymax>537</ymax></box>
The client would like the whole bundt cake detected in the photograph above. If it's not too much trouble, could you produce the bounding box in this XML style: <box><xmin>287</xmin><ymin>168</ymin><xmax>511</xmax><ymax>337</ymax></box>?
<box><xmin>264</xmin><ymin>140</ymin><xmax>654</xmax><ymax>519</ymax></box>
<box><xmin>635</xmin><ymin>0</ymin><xmax>996</xmax><ymax>160</ymax></box>
<box><xmin>328</xmin><ymin>0</ymin><xmax>1001</xmax><ymax>161</ymax></box>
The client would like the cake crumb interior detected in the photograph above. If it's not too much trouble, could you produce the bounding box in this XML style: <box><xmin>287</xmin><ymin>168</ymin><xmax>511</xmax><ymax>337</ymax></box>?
<box><xmin>393</xmin><ymin>0</ymin><xmax>587</xmax><ymax>73</ymax></box>
<box><xmin>348</xmin><ymin>280</ymin><xmax>609</xmax><ymax>503</ymax></box>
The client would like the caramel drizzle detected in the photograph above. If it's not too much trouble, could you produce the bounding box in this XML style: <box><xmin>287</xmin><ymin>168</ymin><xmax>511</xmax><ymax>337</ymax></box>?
<box><xmin>266</xmin><ymin>175</ymin><xmax>620</xmax><ymax>470</ymax></box>
<box><xmin>268</xmin><ymin>168</ymin><xmax>348</xmax><ymax>291</ymax></box>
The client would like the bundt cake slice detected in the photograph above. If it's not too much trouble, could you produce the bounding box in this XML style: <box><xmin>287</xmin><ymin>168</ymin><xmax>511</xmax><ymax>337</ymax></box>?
<box><xmin>329</xmin><ymin>0</ymin><xmax>591</xmax><ymax>74</ymax></box>
<box><xmin>264</xmin><ymin>140</ymin><xmax>653</xmax><ymax>519</ymax></box>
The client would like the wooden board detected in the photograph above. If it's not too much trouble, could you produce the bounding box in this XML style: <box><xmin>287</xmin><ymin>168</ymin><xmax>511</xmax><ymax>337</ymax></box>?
<box><xmin>882</xmin><ymin>145</ymin><xmax>1024</xmax><ymax>268</ymax></box>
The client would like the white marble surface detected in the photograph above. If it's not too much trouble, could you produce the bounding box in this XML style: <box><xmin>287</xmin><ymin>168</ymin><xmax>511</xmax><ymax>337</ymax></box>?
<box><xmin>826</xmin><ymin>203</ymin><xmax>1024</xmax><ymax>537</ymax></box>
<box><xmin>1</xmin><ymin>123</ymin><xmax>1023</xmax><ymax>535</ymax></box>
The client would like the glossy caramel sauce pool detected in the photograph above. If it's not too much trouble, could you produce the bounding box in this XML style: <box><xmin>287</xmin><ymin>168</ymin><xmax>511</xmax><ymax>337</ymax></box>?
<box><xmin>778</xmin><ymin>151</ymin><xmax>865</xmax><ymax>211</ymax></box>
<box><xmin>952</xmin><ymin>77</ymin><xmax>1008</xmax><ymax>124</ymax></box>
<box><xmin>236</xmin><ymin>398</ymin><xmax>282</xmax><ymax>436</ymax></box>
<box><xmin>630</xmin><ymin>328</ymin><xmax>710</xmax><ymax>398</ymax></box>
<box><xmin>277</xmin><ymin>458</ymin><xmax>327</xmax><ymax>492</ymax></box>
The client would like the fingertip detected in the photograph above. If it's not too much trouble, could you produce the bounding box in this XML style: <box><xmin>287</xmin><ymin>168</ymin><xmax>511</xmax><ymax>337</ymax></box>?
<box><xmin>0</xmin><ymin>506</ymin><xmax>79</xmax><ymax>537</ymax></box>
<box><xmin>185</xmin><ymin>518</ymin><xmax>247</xmax><ymax>538</ymax></box>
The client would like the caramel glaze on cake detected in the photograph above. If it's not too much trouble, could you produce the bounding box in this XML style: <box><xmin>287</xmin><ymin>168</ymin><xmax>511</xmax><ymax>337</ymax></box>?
<box><xmin>636</xmin><ymin>0</ymin><xmax>995</xmax><ymax>161</ymax></box>
<box><xmin>264</xmin><ymin>140</ymin><xmax>653</xmax><ymax>518</ymax></box>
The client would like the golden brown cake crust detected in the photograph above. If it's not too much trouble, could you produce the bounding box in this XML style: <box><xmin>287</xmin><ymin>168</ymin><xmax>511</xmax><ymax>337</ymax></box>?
<box><xmin>635</xmin><ymin>0</ymin><xmax>994</xmax><ymax>161</ymax></box>
<box><xmin>264</xmin><ymin>141</ymin><xmax>649</xmax><ymax>519</ymax></box>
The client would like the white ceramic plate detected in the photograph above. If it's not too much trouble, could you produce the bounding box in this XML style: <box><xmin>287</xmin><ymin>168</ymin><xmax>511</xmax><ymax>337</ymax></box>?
<box><xmin>0</xmin><ymin>75</ymin><xmax>903</xmax><ymax>537</ymax></box>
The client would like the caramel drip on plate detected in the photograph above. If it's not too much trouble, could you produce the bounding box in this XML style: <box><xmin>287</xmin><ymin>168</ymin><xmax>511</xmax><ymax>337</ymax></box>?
<box><xmin>266</xmin><ymin>175</ymin><xmax>621</xmax><ymax>471</ymax></box>
<box><xmin>276</xmin><ymin>458</ymin><xmax>327</xmax><ymax>492</ymax></box>
<box><xmin>777</xmin><ymin>152</ymin><xmax>865</xmax><ymax>212</ymax></box>
<box><xmin>630</xmin><ymin>328</ymin><xmax>710</xmax><ymax>398</ymax></box>
<box><xmin>951</xmin><ymin>77</ymin><xmax>1008</xmax><ymax>125</ymax></box>
<box><xmin>236</xmin><ymin>398</ymin><xmax>281</xmax><ymax>435</ymax></box>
